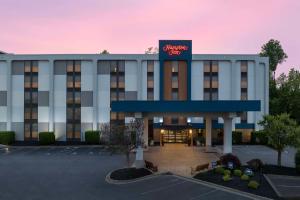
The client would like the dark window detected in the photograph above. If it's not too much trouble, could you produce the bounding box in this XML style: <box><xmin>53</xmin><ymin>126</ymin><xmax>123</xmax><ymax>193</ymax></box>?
<box><xmin>66</xmin><ymin>60</ymin><xmax>81</xmax><ymax>141</ymax></box>
<box><xmin>203</xmin><ymin>61</ymin><xmax>218</xmax><ymax>100</ymax></box>
<box><xmin>240</xmin><ymin>61</ymin><xmax>248</xmax><ymax>122</ymax></box>
<box><xmin>107</xmin><ymin>60</ymin><xmax>125</xmax><ymax>125</ymax></box>
<box><xmin>24</xmin><ymin>61</ymin><xmax>38</xmax><ymax>141</ymax></box>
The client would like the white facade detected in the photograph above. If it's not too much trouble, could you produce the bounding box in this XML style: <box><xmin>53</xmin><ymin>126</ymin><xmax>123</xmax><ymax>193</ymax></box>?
<box><xmin>0</xmin><ymin>53</ymin><xmax>269</xmax><ymax>143</ymax></box>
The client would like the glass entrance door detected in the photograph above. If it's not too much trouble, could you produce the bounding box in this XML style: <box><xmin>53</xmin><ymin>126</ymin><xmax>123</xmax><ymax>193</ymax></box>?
<box><xmin>163</xmin><ymin>130</ymin><xmax>187</xmax><ymax>143</ymax></box>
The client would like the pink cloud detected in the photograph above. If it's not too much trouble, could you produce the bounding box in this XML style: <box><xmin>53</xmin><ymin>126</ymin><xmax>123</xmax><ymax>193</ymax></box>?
<box><xmin>0</xmin><ymin>0</ymin><xmax>299</xmax><ymax>75</ymax></box>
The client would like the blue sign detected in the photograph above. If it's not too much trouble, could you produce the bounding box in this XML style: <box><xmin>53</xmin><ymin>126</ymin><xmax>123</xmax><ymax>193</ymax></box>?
<box><xmin>228</xmin><ymin>162</ymin><xmax>234</xmax><ymax>169</ymax></box>
<box><xmin>159</xmin><ymin>40</ymin><xmax>192</xmax><ymax>100</ymax></box>
<box><xmin>159</xmin><ymin>40</ymin><xmax>192</xmax><ymax>61</ymax></box>
<box><xmin>211</xmin><ymin>161</ymin><xmax>217</xmax><ymax>169</ymax></box>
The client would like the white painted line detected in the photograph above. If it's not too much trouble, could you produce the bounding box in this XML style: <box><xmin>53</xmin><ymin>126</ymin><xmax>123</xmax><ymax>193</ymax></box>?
<box><xmin>189</xmin><ymin>189</ymin><xmax>217</xmax><ymax>200</ymax></box>
<box><xmin>140</xmin><ymin>180</ymin><xmax>186</xmax><ymax>195</ymax></box>
<box><xmin>277</xmin><ymin>185</ymin><xmax>300</xmax><ymax>188</ymax></box>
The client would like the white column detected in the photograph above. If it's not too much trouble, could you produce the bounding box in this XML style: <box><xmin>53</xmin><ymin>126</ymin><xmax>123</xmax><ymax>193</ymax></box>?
<box><xmin>205</xmin><ymin>116</ymin><xmax>212</xmax><ymax>147</ymax></box>
<box><xmin>6</xmin><ymin>60</ymin><xmax>12</xmax><ymax>131</ymax></box>
<box><xmin>137</xmin><ymin>60</ymin><xmax>143</xmax><ymax>100</ymax></box>
<box><xmin>223</xmin><ymin>117</ymin><xmax>233</xmax><ymax>154</ymax></box>
<box><xmin>92</xmin><ymin>59</ymin><xmax>98</xmax><ymax>130</ymax></box>
<box><xmin>143</xmin><ymin>117</ymin><xmax>148</xmax><ymax>148</ymax></box>
<box><xmin>48</xmin><ymin>60</ymin><xmax>54</xmax><ymax>131</ymax></box>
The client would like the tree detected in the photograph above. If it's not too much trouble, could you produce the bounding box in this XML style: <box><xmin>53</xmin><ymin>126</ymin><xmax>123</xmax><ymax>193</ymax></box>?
<box><xmin>258</xmin><ymin>113</ymin><xmax>299</xmax><ymax>166</ymax></box>
<box><xmin>270</xmin><ymin>69</ymin><xmax>300</xmax><ymax>124</ymax></box>
<box><xmin>259</xmin><ymin>39</ymin><xmax>288</xmax><ymax>79</ymax></box>
<box><xmin>100</xmin><ymin>50</ymin><xmax>109</xmax><ymax>54</ymax></box>
<box><xmin>145</xmin><ymin>47</ymin><xmax>158</xmax><ymax>54</ymax></box>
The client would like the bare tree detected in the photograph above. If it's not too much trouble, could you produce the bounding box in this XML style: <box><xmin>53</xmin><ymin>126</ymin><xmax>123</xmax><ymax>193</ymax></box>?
<box><xmin>99</xmin><ymin>123</ymin><xmax>110</xmax><ymax>145</ymax></box>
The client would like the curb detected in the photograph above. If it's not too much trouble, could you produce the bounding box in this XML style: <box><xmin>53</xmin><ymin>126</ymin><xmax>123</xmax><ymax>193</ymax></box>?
<box><xmin>105</xmin><ymin>168</ymin><xmax>161</xmax><ymax>185</ymax></box>
<box><xmin>175</xmin><ymin>175</ymin><xmax>273</xmax><ymax>200</ymax></box>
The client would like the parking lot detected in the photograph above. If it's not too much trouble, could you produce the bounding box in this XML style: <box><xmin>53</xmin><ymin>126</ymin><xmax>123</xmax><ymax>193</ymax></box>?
<box><xmin>0</xmin><ymin>146</ymin><xmax>264</xmax><ymax>200</ymax></box>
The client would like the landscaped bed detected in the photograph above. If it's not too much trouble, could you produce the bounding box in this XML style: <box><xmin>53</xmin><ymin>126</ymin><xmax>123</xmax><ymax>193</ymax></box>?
<box><xmin>110</xmin><ymin>167</ymin><xmax>152</xmax><ymax>181</ymax></box>
<box><xmin>194</xmin><ymin>166</ymin><xmax>279</xmax><ymax>199</ymax></box>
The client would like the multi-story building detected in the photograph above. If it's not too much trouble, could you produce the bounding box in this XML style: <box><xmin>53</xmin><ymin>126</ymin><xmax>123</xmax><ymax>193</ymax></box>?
<box><xmin>0</xmin><ymin>40</ymin><xmax>269</xmax><ymax>153</ymax></box>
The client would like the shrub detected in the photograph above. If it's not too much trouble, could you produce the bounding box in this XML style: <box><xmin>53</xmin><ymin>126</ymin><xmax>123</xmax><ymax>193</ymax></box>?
<box><xmin>215</xmin><ymin>167</ymin><xmax>225</xmax><ymax>174</ymax></box>
<box><xmin>222</xmin><ymin>174</ymin><xmax>232</xmax><ymax>181</ymax></box>
<box><xmin>233</xmin><ymin>169</ymin><xmax>242</xmax><ymax>177</ymax></box>
<box><xmin>248</xmin><ymin>180</ymin><xmax>260</xmax><ymax>189</ymax></box>
<box><xmin>220</xmin><ymin>153</ymin><xmax>241</xmax><ymax>168</ymax></box>
<box><xmin>0</xmin><ymin>131</ymin><xmax>15</xmax><ymax>145</ymax></box>
<box><xmin>251</xmin><ymin>130</ymin><xmax>268</xmax><ymax>145</ymax></box>
<box><xmin>39</xmin><ymin>132</ymin><xmax>55</xmax><ymax>145</ymax></box>
<box><xmin>85</xmin><ymin>130</ymin><xmax>100</xmax><ymax>144</ymax></box>
<box><xmin>232</xmin><ymin>131</ymin><xmax>242</xmax><ymax>144</ymax></box>
<box><xmin>224</xmin><ymin>169</ymin><xmax>231</xmax><ymax>176</ymax></box>
<box><xmin>295</xmin><ymin>150</ymin><xmax>300</xmax><ymax>173</ymax></box>
<box><xmin>247</xmin><ymin>159</ymin><xmax>264</xmax><ymax>171</ymax></box>
<box><xmin>241</xmin><ymin>174</ymin><xmax>250</xmax><ymax>181</ymax></box>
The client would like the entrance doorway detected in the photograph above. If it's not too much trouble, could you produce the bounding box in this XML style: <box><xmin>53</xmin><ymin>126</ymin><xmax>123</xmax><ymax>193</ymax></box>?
<box><xmin>163</xmin><ymin>130</ymin><xmax>188</xmax><ymax>143</ymax></box>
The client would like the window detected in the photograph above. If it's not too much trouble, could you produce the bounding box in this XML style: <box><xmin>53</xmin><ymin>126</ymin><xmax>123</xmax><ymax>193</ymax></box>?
<box><xmin>240</xmin><ymin>61</ymin><xmax>248</xmax><ymax>122</ymax></box>
<box><xmin>107</xmin><ymin>60</ymin><xmax>125</xmax><ymax>124</ymax></box>
<box><xmin>23</xmin><ymin>61</ymin><xmax>38</xmax><ymax>141</ymax></box>
<box><xmin>147</xmin><ymin>61</ymin><xmax>154</xmax><ymax>100</ymax></box>
<box><xmin>65</xmin><ymin>60</ymin><xmax>81</xmax><ymax>141</ymax></box>
<box><xmin>203</xmin><ymin>61</ymin><xmax>218</xmax><ymax>100</ymax></box>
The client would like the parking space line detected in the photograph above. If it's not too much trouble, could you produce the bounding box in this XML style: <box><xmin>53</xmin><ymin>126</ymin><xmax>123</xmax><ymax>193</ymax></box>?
<box><xmin>140</xmin><ymin>180</ymin><xmax>186</xmax><ymax>195</ymax></box>
<box><xmin>189</xmin><ymin>189</ymin><xmax>217</xmax><ymax>200</ymax></box>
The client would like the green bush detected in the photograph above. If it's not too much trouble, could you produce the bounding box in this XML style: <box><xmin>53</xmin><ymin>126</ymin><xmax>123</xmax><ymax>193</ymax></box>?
<box><xmin>39</xmin><ymin>132</ymin><xmax>55</xmax><ymax>145</ymax></box>
<box><xmin>215</xmin><ymin>167</ymin><xmax>225</xmax><ymax>174</ymax></box>
<box><xmin>232</xmin><ymin>131</ymin><xmax>242</xmax><ymax>144</ymax></box>
<box><xmin>85</xmin><ymin>130</ymin><xmax>100</xmax><ymax>144</ymax></box>
<box><xmin>224</xmin><ymin>169</ymin><xmax>231</xmax><ymax>176</ymax></box>
<box><xmin>251</xmin><ymin>130</ymin><xmax>268</xmax><ymax>145</ymax></box>
<box><xmin>295</xmin><ymin>150</ymin><xmax>300</xmax><ymax>173</ymax></box>
<box><xmin>222</xmin><ymin>174</ymin><xmax>232</xmax><ymax>181</ymax></box>
<box><xmin>241</xmin><ymin>174</ymin><xmax>250</xmax><ymax>181</ymax></box>
<box><xmin>248</xmin><ymin>180</ymin><xmax>260</xmax><ymax>189</ymax></box>
<box><xmin>233</xmin><ymin>169</ymin><xmax>242</xmax><ymax>177</ymax></box>
<box><xmin>0</xmin><ymin>131</ymin><xmax>15</xmax><ymax>145</ymax></box>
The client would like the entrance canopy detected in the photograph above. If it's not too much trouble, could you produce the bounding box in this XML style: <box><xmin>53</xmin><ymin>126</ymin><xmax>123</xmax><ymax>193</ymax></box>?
<box><xmin>111</xmin><ymin>100</ymin><xmax>260</xmax><ymax>113</ymax></box>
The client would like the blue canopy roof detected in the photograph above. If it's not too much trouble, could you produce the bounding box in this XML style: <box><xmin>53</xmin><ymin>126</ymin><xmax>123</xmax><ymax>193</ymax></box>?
<box><xmin>111</xmin><ymin>100</ymin><xmax>260</xmax><ymax>113</ymax></box>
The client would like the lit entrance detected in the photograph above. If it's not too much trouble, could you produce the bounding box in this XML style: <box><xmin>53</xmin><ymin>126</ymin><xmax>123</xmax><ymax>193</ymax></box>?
<box><xmin>163</xmin><ymin>130</ymin><xmax>188</xmax><ymax>143</ymax></box>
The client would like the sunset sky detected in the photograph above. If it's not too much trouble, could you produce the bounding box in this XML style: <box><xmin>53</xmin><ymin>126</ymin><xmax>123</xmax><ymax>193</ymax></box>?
<box><xmin>1</xmin><ymin>0</ymin><xmax>299</xmax><ymax>76</ymax></box>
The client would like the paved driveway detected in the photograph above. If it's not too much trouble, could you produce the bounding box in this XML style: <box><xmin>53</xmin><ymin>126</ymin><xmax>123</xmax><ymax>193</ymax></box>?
<box><xmin>229</xmin><ymin>145</ymin><xmax>296</xmax><ymax>167</ymax></box>
<box><xmin>0</xmin><ymin>146</ymin><xmax>263</xmax><ymax>200</ymax></box>
<box><xmin>145</xmin><ymin>144</ymin><xmax>220</xmax><ymax>176</ymax></box>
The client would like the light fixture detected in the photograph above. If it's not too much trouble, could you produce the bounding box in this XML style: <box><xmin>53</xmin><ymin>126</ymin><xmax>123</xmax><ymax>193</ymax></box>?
<box><xmin>161</xmin><ymin>129</ymin><xmax>164</xmax><ymax>134</ymax></box>
<box><xmin>159</xmin><ymin>118</ymin><xmax>163</xmax><ymax>123</ymax></box>
<box><xmin>189</xmin><ymin>129</ymin><xmax>192</xmax><ymax>134</ymax></box>
<box><xmin>187</xmin><ymin>118</ymin><xmax>191</xmax><ymax>123</ymax></box>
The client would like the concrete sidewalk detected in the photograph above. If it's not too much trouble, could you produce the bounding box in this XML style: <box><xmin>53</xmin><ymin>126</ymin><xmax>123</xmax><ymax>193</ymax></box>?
<box><xmin>144</xmin><ymin>144</ymin><xmax>220</xmax><ymax>176</ymax></box>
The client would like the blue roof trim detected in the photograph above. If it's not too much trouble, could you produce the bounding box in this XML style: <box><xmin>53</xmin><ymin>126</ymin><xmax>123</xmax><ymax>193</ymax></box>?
<box><xmin>111</xmin><ymin>100</ymin><xmax>261</xmax><ymax>113</ymax></box>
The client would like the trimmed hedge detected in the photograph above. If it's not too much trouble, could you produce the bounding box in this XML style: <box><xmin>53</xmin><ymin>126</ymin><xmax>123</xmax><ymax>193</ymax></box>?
<box><xmin>0</xmin><ymin>131</ymin><xmax>15</xmax><ymax>145</ymax></box>
<box><xmin>39</xmin><ymin>132</ymin><xmax>55</xmax><ymax>145</ymax></box>
<box><xmin>85</xmin><ymin>130</ymin><xmax>100</xmax><ymax>144</ymax></box>
<box><xmin>232</xmin><ymin>131</ymin><xmax>242</xmax><ymax>144</ymax></box>
<box><xmin>251</xmin><ymin>130</ymin><xmax>268</xmax><ymax>145</ymax></box>
<box><xmin>295</xmin><ymin>150</ymin><xmax>300</xmax><ymax>173</ymax></box>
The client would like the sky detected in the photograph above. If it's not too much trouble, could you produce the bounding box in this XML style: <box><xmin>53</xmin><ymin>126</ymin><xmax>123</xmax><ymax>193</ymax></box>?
<box><xmin>1</xmin><ymin>0</ymin><xmax>299</xmax><ymax>76</ymax></box>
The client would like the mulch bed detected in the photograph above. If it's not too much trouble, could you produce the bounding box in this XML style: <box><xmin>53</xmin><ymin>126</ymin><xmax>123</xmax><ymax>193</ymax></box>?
<box><xmin>263</xmin><ymin>164</ymin><xmax>300</xmax><ymax>176</ymax></box>
<box><xmin>194</xmin><ymin>167</ymin><xmax>279</xmax><ymax>199</ymax></box>
<box><xmin>110</xmin><ymin>168</ymin><xmax>152</xmax><ymax>180</ymax></box>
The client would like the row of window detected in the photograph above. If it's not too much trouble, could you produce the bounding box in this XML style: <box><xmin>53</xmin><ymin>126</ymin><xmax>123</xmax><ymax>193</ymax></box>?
<box><xmin>66</xmin><ymin>61</ymin><xmax>81</xmax><ymax>141</ymax></box>
<box><xmin>109</xmin><ymin>61</ymin><xmax>125</xmax><ymax>123</ymax></box>
<box><xmin>24</xmin><ymin>61</ymin><xmax>39</xmax><ymax>141</ymax></box>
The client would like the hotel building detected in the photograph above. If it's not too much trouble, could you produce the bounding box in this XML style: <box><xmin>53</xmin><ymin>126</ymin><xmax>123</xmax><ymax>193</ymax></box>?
<box><xmin>0</xmin><ymin>40</ymin><xmax>269</xmax><ymax>153</ymax></box>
